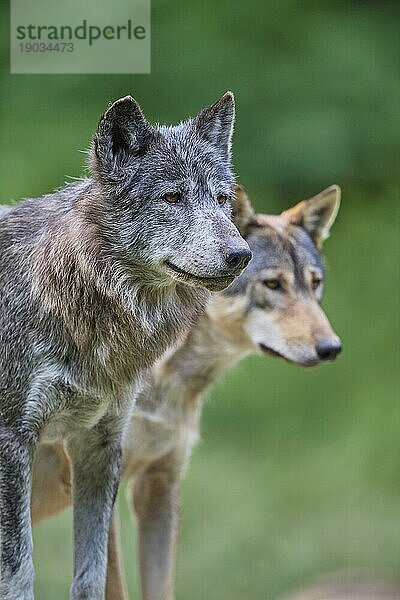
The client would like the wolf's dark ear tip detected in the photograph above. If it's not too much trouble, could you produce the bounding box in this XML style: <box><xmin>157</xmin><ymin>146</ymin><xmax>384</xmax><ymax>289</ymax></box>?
<box><xmin>221</xmin><ymin>91</ymin><xmax>235</xmax><ymax>104</ymax></box>
<box><xmin>210</xmin><ymin>91</ymin><xmax>235</xmax><ymax>108</ymax></box>
<box><xmin>103</xmin><ymin>95</ymin><xmax>139</xmax><ymax>120</ymax></box>
<box><xmin>113</xmin><ymin>95</ymin><xmax>135</xmax><ymax>107</ymax></box>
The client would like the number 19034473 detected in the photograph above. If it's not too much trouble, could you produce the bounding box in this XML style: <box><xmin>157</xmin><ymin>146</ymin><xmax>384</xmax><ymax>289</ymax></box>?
<box><xmin>19</xmin><ymin>42</ymin><xmax>74</xmax><ymax>52</ymax></box>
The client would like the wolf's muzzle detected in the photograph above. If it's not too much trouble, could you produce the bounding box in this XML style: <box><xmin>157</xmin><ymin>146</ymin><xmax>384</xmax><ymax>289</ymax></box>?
<box><xmin>224</xmin><ymin>245</ymin><xmax>252</xmax><ymax>273</ymax></box>
<box><xmin>315</xmin><ymin>339</ymin><xmax>342</xmax><ymax>361</ymax></box>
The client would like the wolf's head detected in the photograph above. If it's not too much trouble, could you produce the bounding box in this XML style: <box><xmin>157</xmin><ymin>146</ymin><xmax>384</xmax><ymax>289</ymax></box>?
<box><xmin>88</xmin><ymin>94</ymin><xmax>251</xmax><ymax>292</ymax></box>
<box><xmin>208</xmin><ymin>185</ymin><xmax>342</xmax><ymax>366</ymax></box>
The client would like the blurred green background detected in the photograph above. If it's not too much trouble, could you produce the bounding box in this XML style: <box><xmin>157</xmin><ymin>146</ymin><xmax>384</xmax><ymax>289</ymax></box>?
<box><xmin>1</xmin><ymin>1</ymin><xmax>399</xmax><ymax>598</ymax></box>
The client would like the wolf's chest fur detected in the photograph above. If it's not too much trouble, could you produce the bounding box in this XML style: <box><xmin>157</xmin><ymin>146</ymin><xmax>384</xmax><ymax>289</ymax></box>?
<box><xmin>38</xmin><ymin>279</ymin><xmax>206</xmax><ymax>440</ymax></box>
<box><xmin>0</xmin><ymin>195</ymin><xmax>207</xmax><ymax>438</ymax></box>
<box><xmin>38</xmin><ymin>298</ymin><xmax>203</xmax><ymax>441</ymax></box>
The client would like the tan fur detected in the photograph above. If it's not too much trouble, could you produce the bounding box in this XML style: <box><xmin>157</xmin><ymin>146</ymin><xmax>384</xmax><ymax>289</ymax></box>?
<box><xmin>255</xmin><ymin>213</ymin><xmax>290</xmax><ymax>235</ymax></box>
<box><xmin>105</xmin><ymin>514</ymin><xmax>129</xmax><ymax>600</ymax></box>
<box><xmin>31</xmin><ymin>186</ymin><xmax>342</xmax><ymax>600</ymax></box>
<box><xmin>275</xmin><ymin>296</ymin><xmax>338</xmax><ymax>351</ymax></box>
<box><xmin>282</xmin><ymin>185</ymin><xmax>341</xmax><ymax>248</ymax></box>
<box><xmin>231</xmin><ymin>184</ymin><xmax>258</xmax><ymax>235</ymax></box>
<box><xmin>31</xmin><ymin>443</ymin><xmax>71</xmax><ymax>523</ymax></box>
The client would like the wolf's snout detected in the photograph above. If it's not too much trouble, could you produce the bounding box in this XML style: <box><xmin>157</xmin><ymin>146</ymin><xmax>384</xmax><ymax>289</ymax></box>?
<box><xmin>224</xmin><ymin>245</ymin><xmax>252</xmax><ymax>272</ymax></box>
<box><xmin>315</xmin><ymin>339</ymin><xmax>342</xmax><ymax>361</ymax></box>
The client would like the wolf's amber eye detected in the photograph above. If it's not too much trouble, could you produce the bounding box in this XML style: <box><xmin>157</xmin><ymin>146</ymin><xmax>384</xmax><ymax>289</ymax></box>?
<box><xmin>217</xmin><ymin>194</ymin><xmax>228</xmax><ymax>205</ymax></box>
<box><xmin>163</xmin><ymin>192</ymin><xmax>181</xmax><ymax>204</ymax></box>
<box><xmin>312</xmin><ymin>277</ymin><xmax>322</xmax><ymax>290</ymax></box>
<box><xmin>264</xmin><ymin>279</ymin><xmax>280</xmax><ymax>290</ymax></box>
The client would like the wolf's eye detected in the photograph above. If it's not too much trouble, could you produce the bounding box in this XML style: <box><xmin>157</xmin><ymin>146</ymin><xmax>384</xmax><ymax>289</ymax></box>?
<box><xmin>263</xmin><ymin>279</ymin><xmax>281</xmax><ymax>290</ymax></box>
<box><xmin>312</xmin><ymin>277</ymin><xmax>322</xmax><ymax>290</ymax></box>
<box><xmin>163</xmin><ymin>192</ymin><xmax>181</xmax><ymax>204</ymax></box>
<box><xmin>217</xmin><ymin>194</ymin><xmax>228</xmax><ymax>206</ymax></box>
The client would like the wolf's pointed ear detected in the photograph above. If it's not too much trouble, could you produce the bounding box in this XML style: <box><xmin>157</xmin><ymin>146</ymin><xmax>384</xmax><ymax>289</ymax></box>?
<box><xmin>91</xmin><ymin>95</ymin><xmax>153</xmax><ymax>179</ymax></box>
<box><xmin>282</xmin><ymin>185</ymin><xmax>341</xmax><ymax>248</ymax></box>
<box><xmin>193</xmin><ymin>92</ymin><xmax>235</xmax><ymax>160</ymax></box>
<box><xmin>231</xmin><ymin>184</ymin><xmax>257</xmax><ymax>236</ymax></box>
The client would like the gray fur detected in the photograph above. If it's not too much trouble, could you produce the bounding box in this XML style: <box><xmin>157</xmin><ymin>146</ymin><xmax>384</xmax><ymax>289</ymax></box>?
<box><xmin>0</xmin><ymin>93</ymin><xmax>249</xmax><ymax>599</ymax></box>
<box><xmin>224</xmin><ymin>225</ymin><xmax>323</xmax><ymax>298</ymax></box>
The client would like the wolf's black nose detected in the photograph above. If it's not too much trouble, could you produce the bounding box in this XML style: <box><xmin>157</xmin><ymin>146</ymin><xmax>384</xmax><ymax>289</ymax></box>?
<box><xmin>315</xmin><ymin>340</ymin><xmax>342</xmax><ymax>361</ymax></box>
<box><xmin>224</xmin><ymin>247</ymin><xmax>252</xmax><ymax>271</ymax></box>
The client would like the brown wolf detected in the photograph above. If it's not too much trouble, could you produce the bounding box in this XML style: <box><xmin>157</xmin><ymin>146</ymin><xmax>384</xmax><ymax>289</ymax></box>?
<box><xmin>0</xmin><ymin>93</ymin><xmax>250</xmax><ymax>600</ymax></box>
<box><xmin>31</xmin><ymin>185</ymin><xmax>341</xmax><ymax>599</ymax></box>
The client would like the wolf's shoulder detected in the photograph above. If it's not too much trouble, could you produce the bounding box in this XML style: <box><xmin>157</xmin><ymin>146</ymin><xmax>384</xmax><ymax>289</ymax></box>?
<box><xmin>0</xmin><ymin>179</ymin><xmax>91</xmax><ymax>244</ymax></box>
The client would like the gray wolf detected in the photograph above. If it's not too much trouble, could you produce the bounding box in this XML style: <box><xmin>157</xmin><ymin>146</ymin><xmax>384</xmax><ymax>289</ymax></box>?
<box><xmin>0</xmin><ymin>92</ymin><xmax>250</xmax><ymax>599</ymax></box>
<box><xmin>30</xmin><ymin>184</ymin><xmax>341</xmax><ymax>599</ymax></box>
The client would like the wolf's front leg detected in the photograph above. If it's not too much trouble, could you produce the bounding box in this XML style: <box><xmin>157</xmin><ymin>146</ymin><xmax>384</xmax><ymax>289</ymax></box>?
<box><xmin>0</xmin><ymin>428</ymin><xmax>35</xmax><ymax>600</ymax></box>
<box><xmin>67</xmin><ymin>421</ymin><xmax>123</xmax><ymax>600</ymax></box>
<box><xmin>132</xmin><ymin>455</ymin><xmax>182</xmax><ymax>600</ymax></box>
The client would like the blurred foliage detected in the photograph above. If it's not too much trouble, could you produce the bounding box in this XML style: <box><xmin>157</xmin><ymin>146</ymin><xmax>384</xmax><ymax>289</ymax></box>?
<box><xmin>1</xmin><ymin>0</ymin><xmax>399</xmax><ymax>598</ymax></box>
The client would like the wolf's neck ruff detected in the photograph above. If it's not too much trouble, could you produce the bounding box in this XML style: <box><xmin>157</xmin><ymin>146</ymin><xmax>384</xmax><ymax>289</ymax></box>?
<box><xmin>26</xmin><ymin>179</ymin><xmax>207</xmax><ymax>394</ymax></box>
<box><xmin>148</xmin><ymin>306</ymin><xmax>249</xmax><ymax>406</ymax></box>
